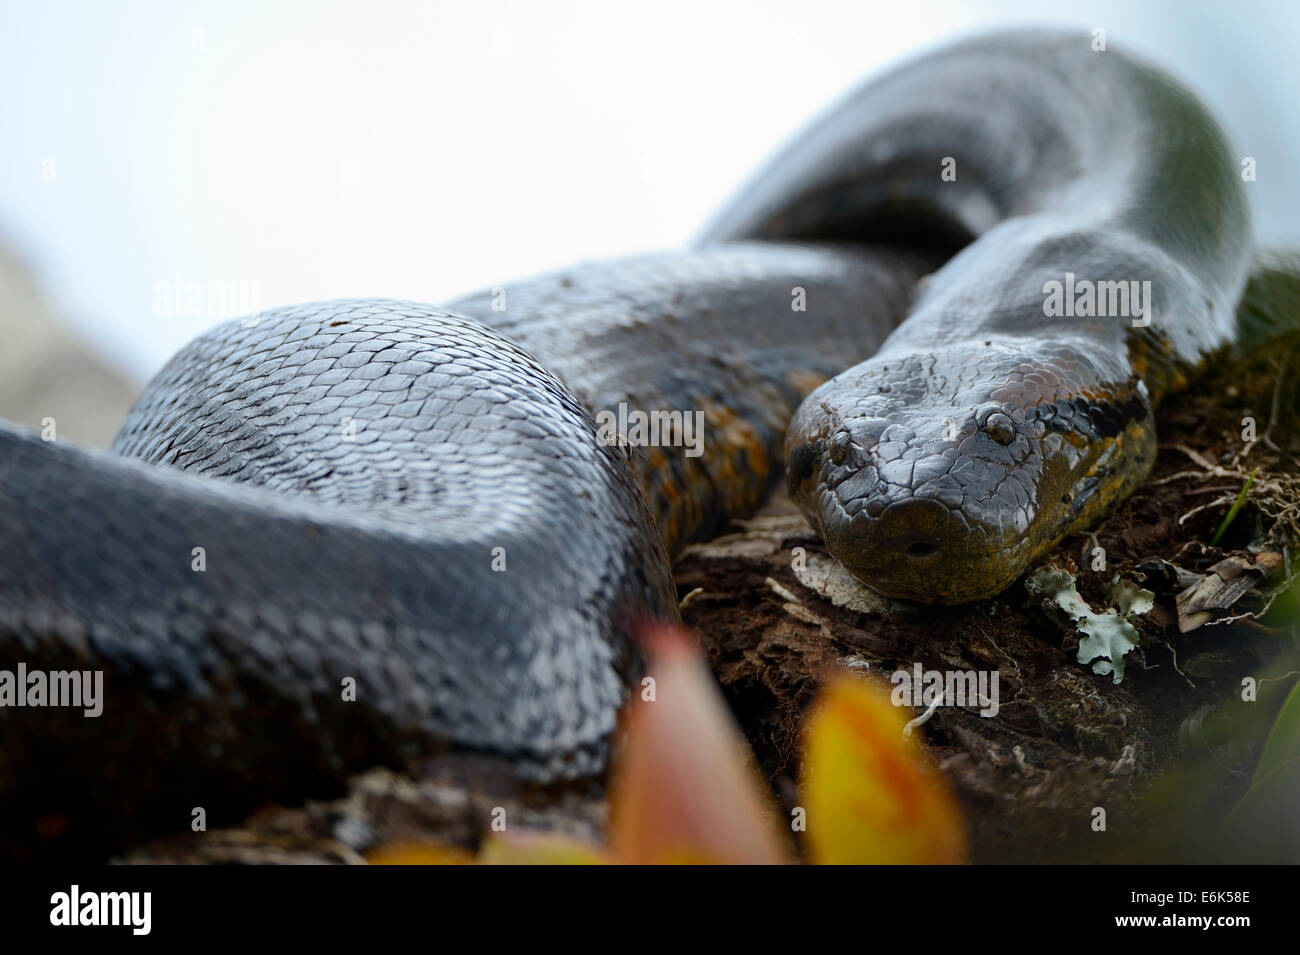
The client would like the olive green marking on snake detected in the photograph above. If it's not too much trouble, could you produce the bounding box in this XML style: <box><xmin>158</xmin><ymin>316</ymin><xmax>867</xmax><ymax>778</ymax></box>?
<box><xmin>450</xmin><ymin>242</ymin><xmax>930</xmax><ymax>555</ymax></box>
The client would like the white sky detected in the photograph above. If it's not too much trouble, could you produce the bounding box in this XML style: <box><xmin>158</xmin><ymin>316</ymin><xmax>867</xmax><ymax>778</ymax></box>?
<box><xmin>1</xmin><ymin>0</ymin><xmax>1297</xmax><ymax>380</ymax></box>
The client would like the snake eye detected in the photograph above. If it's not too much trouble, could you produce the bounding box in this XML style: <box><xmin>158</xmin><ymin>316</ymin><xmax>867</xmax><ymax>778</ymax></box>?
<box><xmin>827</xmin><ymin>430</ymin><xmax>853</xmax><ymax>465</ymax></box>
<box><xmin>982</xmin><ymin>412</ymin><xmax>1016</xmax><ymax>445</ymax></box>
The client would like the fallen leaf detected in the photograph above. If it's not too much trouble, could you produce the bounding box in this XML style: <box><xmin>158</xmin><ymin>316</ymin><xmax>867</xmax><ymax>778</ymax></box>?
<box><xmin>607</xmin><ymin>623</ymin><xmax>793</xmax><ymax>864</ymax></box>
<box><xmin>366</xmin><ymin>841</ymin><xmax>476</xmax><ymax>865</ymax></box>
<box><xmin>479</xmin><ymin>831</ymin><xmax>612</xmax><ymax>865</ymax></box>
<box><xmin>800</xmin><ymin>674</ymin><xmax>967</xmax><ymax>864</ymax></box>
<box><xmin>1176</xmin><ymin>551</ymin><xmax>1283</xmax><ymax>632</ymax></box>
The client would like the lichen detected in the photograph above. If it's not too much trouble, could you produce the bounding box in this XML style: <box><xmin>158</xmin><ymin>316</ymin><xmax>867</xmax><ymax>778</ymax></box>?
<box><xmin>1026</xmin><ymin>566</ymin><xmax>1152</xmax><ymax>684</ymax></box>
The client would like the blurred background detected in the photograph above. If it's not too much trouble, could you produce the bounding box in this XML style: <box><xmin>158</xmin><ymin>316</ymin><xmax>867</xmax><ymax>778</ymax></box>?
<box><xmin>1</xmin><ymin>0</ymin><xmax>1297</xmax><ymax>445</ymax></box>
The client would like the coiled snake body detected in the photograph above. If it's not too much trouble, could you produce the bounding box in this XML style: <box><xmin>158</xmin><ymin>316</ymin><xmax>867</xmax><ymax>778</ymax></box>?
<box><xmin>0</xmin><ymin>31</ymin><xmax>1288</xmax><ymax>851</ymax></box>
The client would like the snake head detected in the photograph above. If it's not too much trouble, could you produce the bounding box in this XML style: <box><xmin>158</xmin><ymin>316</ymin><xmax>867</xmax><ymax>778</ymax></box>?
<box><xmin>784</xmin><ymin>343</ymin><xmax>1154</xmax><ymax>604</ymax></box>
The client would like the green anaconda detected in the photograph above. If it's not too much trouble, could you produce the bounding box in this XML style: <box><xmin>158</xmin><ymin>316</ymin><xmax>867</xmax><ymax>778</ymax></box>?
<box><xmin>0</xmin><ymin>30</ymin><xmax>1292</xmax><ymax>854</ymax></box>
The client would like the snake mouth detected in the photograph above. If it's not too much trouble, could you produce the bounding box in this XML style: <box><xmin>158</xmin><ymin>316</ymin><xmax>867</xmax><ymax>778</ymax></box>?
<box><xmin>816</xmin><ymin>493</ymin><xmax>1029</xmax><ymax>604</ymax></box>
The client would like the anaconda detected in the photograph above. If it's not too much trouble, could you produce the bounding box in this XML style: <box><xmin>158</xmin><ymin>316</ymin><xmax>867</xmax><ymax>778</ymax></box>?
<box><xmin>0</xmin><ymin>30</ymin><xmax>1288</xmax><ymax>856</ymax></box>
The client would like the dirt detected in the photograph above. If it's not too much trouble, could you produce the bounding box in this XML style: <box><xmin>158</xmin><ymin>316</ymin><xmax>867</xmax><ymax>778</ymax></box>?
<box><xmin>673</xmin><ymin>333</ymin><xmax>1300</xmax><ymax>863</ymax></box>
<box><xmin>124</xmin><ymin>334</ymin><xmax>1300</xmax><ymax>864</ymax></box>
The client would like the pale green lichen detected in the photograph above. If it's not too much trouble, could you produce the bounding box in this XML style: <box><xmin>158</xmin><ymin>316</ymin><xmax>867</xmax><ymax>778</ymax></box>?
<box><xmin>1107</xmin><ymin>576</ymin><xmax>1155</xmax><ymax>618</ymax></box>
<box><xmin>1025</xmin><ymin>566</ymin><xmax>1153</xmax><ymax>684</ymax></box>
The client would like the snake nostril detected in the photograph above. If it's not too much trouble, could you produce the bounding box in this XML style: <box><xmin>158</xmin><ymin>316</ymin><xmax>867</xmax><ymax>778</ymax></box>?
<box><xmin>982</xmin><ymin>411</ymin><xmax>1016</xmax><ymax>446</ymax></box>
<box><xmin>827</xmin><ymin>430</ymin><xmax>853</xmax><ymax>466</ymax></box>
<box><xmin>906</xmin><ymin>540</ymin><xmax>938</xmax><ymax>558</ymax></box>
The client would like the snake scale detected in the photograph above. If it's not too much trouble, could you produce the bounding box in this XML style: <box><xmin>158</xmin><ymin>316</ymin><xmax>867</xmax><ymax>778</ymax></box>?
<box><xmin>0</xmin><ymin>30</ymin><xmax>1290</xmax><ymax>854</ymax></box>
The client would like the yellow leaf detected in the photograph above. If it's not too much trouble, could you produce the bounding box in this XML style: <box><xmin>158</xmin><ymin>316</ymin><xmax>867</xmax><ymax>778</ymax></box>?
<box><xmin>366</xmin><ymin>841</ymin><xmax>477</xmax><ymax>865</ymax></box>
<box><xmin>607</xmin><ymin>623</ymin><xmax>793</xmax><ymax>865</ymax></box>
<box><xmin>479</xmin><ymin>831</ymin><xmax>612</xmax><ymax>865</ymax></box>
<box><xmin>800</xmin><ymin>674</ymin><xmax>967</xmax><ymax>864</ymax></box>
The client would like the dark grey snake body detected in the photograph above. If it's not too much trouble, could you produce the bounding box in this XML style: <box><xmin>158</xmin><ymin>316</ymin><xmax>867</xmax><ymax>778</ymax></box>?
<box><xmin>0</xmin><ymin>246</ymin><xmax>925</xmax><ymax>853</ymax></box>
<box><xmin>0</xmin><ymin>30</ymin><xmax>1289</xmax><ymax>854</ymax></box>
<box><xmin>701</xmin><ymin>31</ymin><xmax>1253</xmax><ymax>601</ymax></box>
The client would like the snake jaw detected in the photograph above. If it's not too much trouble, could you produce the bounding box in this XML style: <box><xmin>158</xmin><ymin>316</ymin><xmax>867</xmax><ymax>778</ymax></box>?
<box><xmin>787</xmin><ymin>396</ymin><xmax>1030</xmax><ymax>603</ymax></box>
<box><xmin>797</xmin><ymin>405</ymin><xmax>1153</xmax><ymax>604</ymax></box>
<box><xmin>783</xmin><ymin>327</ymin><xmax>1168</xmax><ymax>605</ymax></box>
<box><xmin>816</xmin><ymin>473</ymin><xmax>1039</xmax><ymax>605</ymax></box>
<box><xmin>786</xmin><ymin>349</ymin><xmax>1130</xmax><ymax>603</ymax></box>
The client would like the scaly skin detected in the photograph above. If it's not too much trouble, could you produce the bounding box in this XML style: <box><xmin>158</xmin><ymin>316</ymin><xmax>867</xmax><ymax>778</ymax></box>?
<box><xmin>0</xmin><ymin>30</ymin><xmax>1285</xmax><ymax>858</ymax></box>
<box><xmin>701</xmin><ymin>31</ymin><xmax>1253</xmax><ymax>602</ymax></box>
<box><xmin>0</xmin><ymin>244</ymin><xmax>925</xmax><ymax>855</ymax></box>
